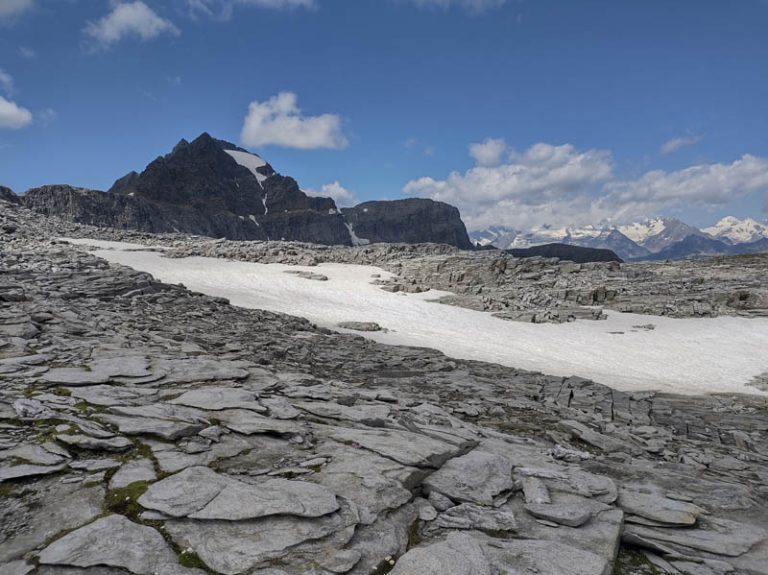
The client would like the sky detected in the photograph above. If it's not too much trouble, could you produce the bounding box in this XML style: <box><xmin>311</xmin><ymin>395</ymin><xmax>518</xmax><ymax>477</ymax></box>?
<box><xmin>1</xmin><ymin>0</ymin><xmax>767</xmax><ymax>232</ymax></box>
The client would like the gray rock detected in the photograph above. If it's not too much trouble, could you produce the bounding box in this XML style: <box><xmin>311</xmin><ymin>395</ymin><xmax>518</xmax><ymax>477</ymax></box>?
<box><xmin>337</xmin><ymin>322</ymin><xmax>382</xmax><ymax>332</ymax></box>
<box><xmin>524</xmin><ymin>502</ymin><xmax>598</xmax><ymax>527</ymax></box>
<box><xmin>0</xmin><ymin>463</ymin><xmax>67</xmax><ymax>482</ymax></box>
<box><xmin>41</xmin><ymin>368</ymin><xmax>111</xmax><ymax>386</ymax></box>
<box><xmin>38</xmin><ymin>515</ymin><xmax>200</xmax><ymax>575</ymax></box>
<box><xmin>389</xmin><ymin>533</ymin><xmax>490</xmax><ymax>575</ymax></box>
<box><xmin>164</xmin><ymin>498</ymin><xmax>359</xmax><ymax>575</ymax></box>
<box><xmin>522</xmin><ymin>476</ymin><xmax>551</xmax><ymax>504</ymax></box>
<box><xmin>424</xmin><ymin>449</ymin><xmax>514</xmax><ymax>505</ymax></box>
<box><xmin>109</xmin><ymin>458</ymin><xmax>157</xmax><ymax>489</ymax></box>
<box><xmin>138</xmin><ymin>466</ymin><xmax>339</xmax><ymax>519</ymax></box>
<box><xmin>482</xmin><ymin>537</ymin><xmax>611</xmax><ymax>575</ymax></box>
<box><xmin>327</xmin><ymin>427</ymin><xmax>466</xmax><ymax>468</ymax></box>
<box><xmin>56</xmin><ymin>434</ymin><xmax>132</xmax><ymax>452</ymax></box>
<box><xmin>216</xmin><ymin>409</ymin><xmax>298</xmax><ymax>435</ymax></box>
<box><xmin>624</xmin><ymin>518</ymin><xmax>767</xmax><ymax>557</ymax></box>
<box><xmin>435</xmin><ymin>503</ymin><xmax>518</xmax><ymax>532</ymax></box>
<box><xmin>618</xmin><ymin>488</ymin><xmax>706</xmax><ymax>526</ymax></box>
<box><xmin>169</xmin><ymin>387</ymin><xmax>266</xmax><ymax>412</ymax></box>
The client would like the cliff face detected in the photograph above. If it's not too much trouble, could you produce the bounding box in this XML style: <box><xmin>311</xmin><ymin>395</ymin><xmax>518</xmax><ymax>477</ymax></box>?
<box><xmin>19</xmin><ymin>134</ymin><xmax>474</xmax><ymax>248</ymax></box>
<box><xmin>342</xmin><ymin>198</ymin><xmax>473</xmax><ymax>249</ymax></box>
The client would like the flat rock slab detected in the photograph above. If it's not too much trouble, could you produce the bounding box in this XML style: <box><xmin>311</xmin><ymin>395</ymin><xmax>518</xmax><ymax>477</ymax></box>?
<box><xmin>41</xmin><ymin>369</ymin><xmax>110</xmax><ymax>386</ymax></box>
<box><xmin>0</xmin><ymin>444</ymin><xmax>67</xmax><ymax>466</ymax></box>
<box><xmin>38</xmin><ymin>514</ymin><xmax>201</xmax><ymax>575</ymax></box>
<box><xmin>294</xmin><ymin>401</ymin><xmax>391</xmax><ymax>423</ymax></box>
<box><xmin>424</xmin><ymin>450</ymin><xmax>514</xmax><ymax>505</ymax></box>
<box><xmin>170</xmin><ymin>387</ymin><xmax>265</xmax><ymax>412</ymax></box>
<box><xmin>215</xmin><ymin>409</ymin><xmax>298</xmax><ymax>435</ymax></box>
<box><xmin>482</xmin><ymin>537</ymin><xmax>611</xmax><ymax>575</ymax></box>
<box><xmin>154</xmin><ymin>358</ymin><xmax>250</xmax><ymax>384</ymax></box>
<box><xmin>56</xmin><ymin>434</ymin><xmax>132</xmax><ymax>452</ymax></box>
<box><xmin>109</xmin><ymin>458</ymin><xmax>157</xmax><ymax>489</ymax></box>
<box><xmin>69</xmin><ymin>385</ymin><xmax>157</xmax><ymax>407</ymax></box>
<box><xmin>164</xmin><ymin>498</ymin><xmax>360</xmax><ymax>575</ymax></box>
<box><xmin>0</xmin><ymin>463</ymin><xmax>67</xmax><ymax>482</ymax></box>
<box><xmin>98</xmin><ymin>404</ymin><xmax>208</xmax><ymax>440</ymax></box>
<box><xmin>625</xmin><ymin>518</ymin><xmax>768</xmax><ymax>557</ymax></box>
<box><xmin>524</xmin><ymin>502</ymin><xmax>600</xmax><ymax>527</ymax></box>
<box><xmin>87</xmin><ymin>356</ymin><xmax>152</xmax><ymax>378</ymax></box>
<box><xmin>390</xmin><ymin>532</ymin><xmax>491</xmax><ymax>575</ymax></box>
<box><xmin>327</xmin><ymin>427</ymin><xmax>465</xmax><ymax>468</ymax></box>
<box><xmin>618</xmin><ymin>488</ymin><xmax>706</xmax><ymax>526</ymax></box>
<box><xmin>139</xmin><ymin>465</ymin><xmax>339</xmax><ymax>520</ymax></box>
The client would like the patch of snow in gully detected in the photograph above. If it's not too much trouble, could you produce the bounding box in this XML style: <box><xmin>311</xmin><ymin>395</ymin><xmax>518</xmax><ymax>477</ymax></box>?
<box><xmin>78</xmin><ymin>243</ymin><xmax>768</xmax><ymax>395</ymax></box>
<box><xmin>224</xmin><ymin>149</ymin><xmax>268</xmax><ymax>185</ymax></box>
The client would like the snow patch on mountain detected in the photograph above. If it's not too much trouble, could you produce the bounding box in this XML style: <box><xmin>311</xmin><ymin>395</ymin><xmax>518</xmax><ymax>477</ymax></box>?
<box><xmin>224</xmin><ymin>149</ymin><xmax>269</xmax><ymax>186</ymax></box>
<box><xmin>703</xmin><ymin>216</ymin><xmax>768</xmax><ymax>244</ymax></box>
<box><xmin>618</xmin><ymin>218</ymin><xmax>669</xmax><ymax>243</ymax></box>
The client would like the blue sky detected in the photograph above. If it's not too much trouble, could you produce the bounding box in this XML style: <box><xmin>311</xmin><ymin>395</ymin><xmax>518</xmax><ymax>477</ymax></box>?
<box><xmin>1</xmin><ymin>0</ymin><xmax>767</xmax><ymax>231</ymax></box>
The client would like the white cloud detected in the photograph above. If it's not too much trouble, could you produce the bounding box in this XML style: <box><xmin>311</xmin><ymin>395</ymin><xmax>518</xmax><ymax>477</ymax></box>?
<box><xmin>240</xmin><ymin>91</ymin><xmax>347</xmax><ymax>150</ymax></box>
<box><xmin>0</xmin><ymin>0</ymin><xmax>33</xmax><ymax>19</ymax></box>
<box><xmin>468</xmin><ymin>137</ymin><xmax>507</xmax><ymax>166</ymax></box>
<box><xmin>84</xmin><ymin>2</ymin><xmax>180</xmax><ymax>48</ymax></box>
<box><xmin>0</xmin><ymin>95</ymin><xmax>32</xmax><ymax>129</ymax></box>
<box><xmin>402</xmin><ymin>0</ymin><xmax>508</xmax><ymax>13</ymax></box>
<box><xmin>403</xmin><ymin>141</ymin><xmax>768</xmax><ymax>231</ymax></box>
<box><xmin>0</xmin><ymin>69</ymin><xmax>13</xmax><ymax>96</ymax></box>
<box><xmin>660</xmin><ymin>135</ymin><xmax>702</xmax><ymax>155</ymax></box>
<box><xmin>305</xmin><ymin>181</ymin><xmax>357</xmax><ymax>207</ymax></box>
<box><xmin>601</xmin><ymin>154</ymin><xmax>768</xmax><ymax>221</ymax></box>
<box><xmin>187</xmin><ymin>0</ymin><xmax>314</xmax><ymax>18</ymax></box>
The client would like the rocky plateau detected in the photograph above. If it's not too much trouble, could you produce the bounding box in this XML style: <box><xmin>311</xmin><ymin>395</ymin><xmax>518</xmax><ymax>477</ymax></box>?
<box><xmin>1</xmin><ymin>197</ymin><xmax>768</xmax><ymax>575</ymax></box>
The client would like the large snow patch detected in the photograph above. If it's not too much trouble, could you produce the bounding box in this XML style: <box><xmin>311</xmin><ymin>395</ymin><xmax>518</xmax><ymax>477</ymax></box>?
<box><xmin>66</xmin><ymin>239</ymin><xmax>768</xmax><ymax>396</ymax></box>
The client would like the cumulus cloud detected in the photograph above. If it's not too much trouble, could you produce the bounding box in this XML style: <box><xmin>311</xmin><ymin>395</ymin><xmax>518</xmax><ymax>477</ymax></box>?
<box><xmin>601</xmin><ymin>154</ymin><xmax>768</xmax><ymax>221</ymax></box>
<box><xmin>187</xmin><ymin>0</ymin><xmax>314</xmax><ymax>18</ymax></box>
<box><xmin>0</xmin><ymin>95</ymin><xmax>32</xmax><ymax>129</ymax></box>
<box><xmin>468</xmin><ymin>137</ymin><xmax>507</xmax><ymax>166</ymax></box>
<box><xmin>660</xmin><ymin>135</ymin><xmax>702</xmax><ymax>155</ymax></box>
<box><xmin>0</xmin><ymin>0</ymin><xmax>33</xmax><ymax>19</ymax></box>
<box><xmin>84</xmin><ymin>2</ymin><xmax>180</xmax><ymax>48</ymax></box>
<box><xmin>403</xmin><ymin>140</ymin><xmax>768</xmax><ymax>231</ymax></box>
<box><xmin>403</xmin><ymin>0</ymin><xmax>508</xmax><ymax>13</ymax></box>
<box><xmin>305</xmin><ymin>181</ymin><xmax>357</xmax><ymax>207</ymax></box>
<box><xmin>241</xmin><ymin>92</ymin><xmax>347</xmax><ymax>150</ymax></box>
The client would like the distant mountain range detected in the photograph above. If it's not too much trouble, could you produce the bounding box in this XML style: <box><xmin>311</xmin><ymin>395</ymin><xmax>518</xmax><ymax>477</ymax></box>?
<box><xmin>8</xmin><ymin>133</ymin><xmax>472</xmax><ymax>249</ymax></box>
<box><xmin>470</xmin><ymin>216</ymin><xmax>768</xmax><ymax>260</ymax></box>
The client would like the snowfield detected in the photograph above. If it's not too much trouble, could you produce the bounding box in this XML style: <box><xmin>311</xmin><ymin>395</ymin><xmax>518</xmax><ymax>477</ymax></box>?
<box><xmin>65</xmin><ymin>238</ymin><xmax>768</xmax><ymax>396</ymax></box>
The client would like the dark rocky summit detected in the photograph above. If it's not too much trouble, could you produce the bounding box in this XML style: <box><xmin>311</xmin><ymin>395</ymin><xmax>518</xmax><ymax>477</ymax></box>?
<box><xmin>507</xmin><ymin>243</ymin><xmax>623</xmax><ymax>264</ymax></box>
<box><xmin>2</xmin><ymin>199</ymin><xmax>768</xmax><ymax>575</ymax></box>
<box><xmin>342</xmin><ymin>198</ymin><xmax>473</xmax><ymax>250</ymax></box>
<box><xmin>18</xmin><ymin>133</ymin><xmax>474</xmax><ymax>249</ymax></box>
<box><xmin>0</xmin><ymin>186</ymin><xmax>18</xmax><ymax>204</ymax></box>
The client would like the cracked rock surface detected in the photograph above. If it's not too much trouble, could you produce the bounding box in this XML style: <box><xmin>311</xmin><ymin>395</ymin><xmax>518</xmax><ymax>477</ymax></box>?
<box><xmin>2</xmin><ymin>198</ymin><xmax>768</xmax><ymax>574</ymax></box>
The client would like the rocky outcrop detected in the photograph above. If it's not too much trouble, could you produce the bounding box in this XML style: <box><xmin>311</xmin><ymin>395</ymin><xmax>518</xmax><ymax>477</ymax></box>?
<box><xmin>342</xmin><ymin>198</ymin><xmax>473</xmax><ymax>249</ymax></box>
<box><xmin>508</xmin><ymin>243</ymin><xmax>623</xmax><ymax>263</ymax></box>
<box><xmin>0</xmin><ymin>186</ymin><xmax>18</xmax><ymax>204</ymax></box>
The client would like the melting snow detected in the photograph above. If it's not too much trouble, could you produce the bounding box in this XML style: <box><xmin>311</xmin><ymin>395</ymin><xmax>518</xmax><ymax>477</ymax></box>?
<box><xmin>345</xmin><ymin>223</ymin><xmax>370</xmax><ymax>246</ymax></box>
<box><xmin>224</xmin><ymin>149</ymin><xmax>268</xmax><ymax>187</ymax></box>
<box><xmin>62</xmin><ymin>238</ymin><xmax>768</xmax><ymax>396</ymax></box>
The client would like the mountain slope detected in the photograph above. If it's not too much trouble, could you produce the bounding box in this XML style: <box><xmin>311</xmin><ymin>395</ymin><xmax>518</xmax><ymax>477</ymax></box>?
<box><xmin>702</xmin><ymin>216</ymin><xmax>768</xmax><ymax>244</ymax></box>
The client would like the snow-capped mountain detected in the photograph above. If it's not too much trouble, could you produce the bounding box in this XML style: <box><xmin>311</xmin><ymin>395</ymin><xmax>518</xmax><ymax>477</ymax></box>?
<box><xmin>470</xmin><ymin>216</ymin><xmax>768</xmax><ymax>261</ymax></box>
<box><xmin>702</xmin><ymin>216</ymin><xmax>768</xmax><ymax>244</ymax></box>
